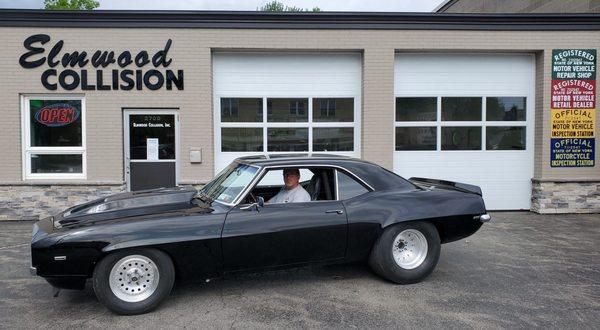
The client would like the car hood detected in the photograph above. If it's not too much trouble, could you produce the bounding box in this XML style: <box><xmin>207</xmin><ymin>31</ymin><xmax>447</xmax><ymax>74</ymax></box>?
<box><xmin>53</xmin><ymin>186</ymin><xmax>211</xmax><ymax>228</ymax></box>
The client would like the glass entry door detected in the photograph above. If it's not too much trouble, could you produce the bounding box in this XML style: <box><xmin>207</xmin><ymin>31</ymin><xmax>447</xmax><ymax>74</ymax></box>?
<box><xmin>124</xmin><ymin>110</ymin><xmax>178</xmax><ymax>191</ymax></box>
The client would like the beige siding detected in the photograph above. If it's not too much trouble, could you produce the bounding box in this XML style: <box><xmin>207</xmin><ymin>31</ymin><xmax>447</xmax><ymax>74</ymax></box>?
<box><xmin>0</xmin><ymin>28</ymin><xmax>598</xmax><ymax>185</ymax></box>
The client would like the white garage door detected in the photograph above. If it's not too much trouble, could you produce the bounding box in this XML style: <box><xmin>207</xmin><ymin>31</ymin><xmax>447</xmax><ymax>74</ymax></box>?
<box><xmin>213</xmin><ymin>52</ymin><xmax>361</xmax><ymax>173</ymax></box>
<box><xmin>394</xmin><ymin>54</ymin><xmax>534</xmax><ymax>210</ymax></box>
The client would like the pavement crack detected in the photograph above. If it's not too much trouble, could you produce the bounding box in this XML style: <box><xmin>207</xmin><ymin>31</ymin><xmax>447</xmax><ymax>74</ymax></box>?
<box><xmin>0</xmin><ymin>243</ymin><xmax>29</xmax><ymax>250</ymax></box>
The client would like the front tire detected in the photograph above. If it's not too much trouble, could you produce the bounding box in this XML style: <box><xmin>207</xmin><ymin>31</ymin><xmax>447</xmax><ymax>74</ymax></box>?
<box><xmin>369</xmin><ymin>222</ymin><xmax>440</xmax><ymax>284</ymax></box>
<box><xmin>93</xmin><ymin>248</ymin><xmax>175</xmax><ymax>315</ymax></box>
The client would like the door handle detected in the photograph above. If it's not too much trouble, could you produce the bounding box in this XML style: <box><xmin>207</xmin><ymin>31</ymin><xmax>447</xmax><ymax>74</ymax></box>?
<box><xmin>325</xmin><ymin>209</ymin><xmax>344</xmax><ymax>214</ymax></box>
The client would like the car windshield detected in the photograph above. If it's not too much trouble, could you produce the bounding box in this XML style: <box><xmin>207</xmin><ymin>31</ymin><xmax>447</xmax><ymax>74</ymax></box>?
<box><xmin>200</xmin><ymin>163</ymin><xmax>258</xmax><ymax>204</ymax></box>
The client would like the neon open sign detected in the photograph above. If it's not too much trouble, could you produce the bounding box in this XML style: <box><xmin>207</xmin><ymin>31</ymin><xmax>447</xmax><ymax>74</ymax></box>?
<box><xmin>35</xmin><ymin>103</ymin><xmax>80</xmax><ymax>127</ymax></box>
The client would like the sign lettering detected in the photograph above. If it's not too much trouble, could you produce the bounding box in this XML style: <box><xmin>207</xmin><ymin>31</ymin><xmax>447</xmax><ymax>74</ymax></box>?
<box><xmin>35</xmin><ymin>103</ymin><xmax>80</xmax><ymax>127</ymax></box>
<box><xmin>19</xmin><ymin>34</ymin><xmax>184</xmax><ymax>91</ymax></box>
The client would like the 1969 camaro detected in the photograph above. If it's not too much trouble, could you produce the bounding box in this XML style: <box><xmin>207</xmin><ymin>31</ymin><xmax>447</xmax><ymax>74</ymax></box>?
<box><xmin>31</xmin><ymin>154</ymin><xmax>490</xmax><ymax>315</ymax></box>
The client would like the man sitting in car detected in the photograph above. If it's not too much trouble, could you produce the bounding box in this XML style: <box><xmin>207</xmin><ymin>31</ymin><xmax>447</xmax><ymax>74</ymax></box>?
<box><xmin>268</xmin><ymin>168</ymin><xmax>311</xmax><ymax>204</ymax></box>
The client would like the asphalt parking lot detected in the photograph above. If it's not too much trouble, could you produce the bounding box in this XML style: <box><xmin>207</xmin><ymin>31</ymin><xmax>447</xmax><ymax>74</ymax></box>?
<box><xmin>1</xmin><ymin>212</ymin><xmax>599</xmax><ymax>329</ymax></box>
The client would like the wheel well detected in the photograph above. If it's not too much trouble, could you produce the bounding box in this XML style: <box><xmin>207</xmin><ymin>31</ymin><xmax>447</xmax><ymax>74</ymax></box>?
<box><xmin>383</xmin><ymin>216</ymin><xmax>475</xmax><ymax>244</ymax></box>
<box><xmin>429</xmin><ymin>215</ymin><xmax>482</xmax><ymax>244</ymax></box>
<box><xmin>93</xmin><ymin>246</ymin><xmax>179</xmax><ymax>279</ymax></box>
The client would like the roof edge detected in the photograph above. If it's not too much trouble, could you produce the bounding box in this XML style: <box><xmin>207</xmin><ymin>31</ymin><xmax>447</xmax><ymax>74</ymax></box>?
<box><xmin>0</xmin><ymin>9</ymin><xmax>599</xmax><ymax>30</ymax></box>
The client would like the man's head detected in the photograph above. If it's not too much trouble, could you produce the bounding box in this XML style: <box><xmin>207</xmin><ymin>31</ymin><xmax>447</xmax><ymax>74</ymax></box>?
<box><xmin>282</xmin><ymin>168</ymin><xmax>301</xmax><ymax>190</ymax></box>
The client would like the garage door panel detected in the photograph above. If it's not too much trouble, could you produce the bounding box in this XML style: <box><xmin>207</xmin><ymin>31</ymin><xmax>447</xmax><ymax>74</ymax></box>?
<box><xmin>394</xmin><ymin>53</ymin><xmax>534</xmax><ymax>210</ymax></box>
<box><xmin>394</xmin><ymin>151</ymin><xmax>531</xmax><ymax>210</ymax></box>
<box><xmin>214</xmin><ymin>52</ymin><xmax>362</xmax><ymax>174</ymax></box>
<box><xmin>396</xmin><ymin>54</ymin><xmax>534</xmax><ymax>95</ymax></box>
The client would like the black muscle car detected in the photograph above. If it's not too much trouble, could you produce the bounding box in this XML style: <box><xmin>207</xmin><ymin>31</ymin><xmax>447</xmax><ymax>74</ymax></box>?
<box><xmin>31</xmin><ymin>154</ymin><xmax>490</xmax><ymax>315</ymax></box>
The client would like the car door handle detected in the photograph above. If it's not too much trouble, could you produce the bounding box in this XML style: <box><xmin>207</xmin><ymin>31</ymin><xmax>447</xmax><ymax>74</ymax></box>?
<box><xmin>325</xmin><ymin>209</ymin><xmax>344</xmax><ymax>214</ymax></box>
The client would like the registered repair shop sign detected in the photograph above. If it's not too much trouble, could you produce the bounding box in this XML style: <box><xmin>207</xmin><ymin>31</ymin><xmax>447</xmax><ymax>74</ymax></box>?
<box><xmin>551</xmin><ymin>49</ymin><xmax>596</xmax><ymax>167</ymax></box>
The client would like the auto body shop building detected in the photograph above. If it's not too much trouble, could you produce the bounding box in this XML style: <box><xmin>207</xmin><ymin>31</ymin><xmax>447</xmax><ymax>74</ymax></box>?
<box><xmin>0</xmin><ymin>10</ymin><xmax>598</xmax><ymax>219</ymax></box>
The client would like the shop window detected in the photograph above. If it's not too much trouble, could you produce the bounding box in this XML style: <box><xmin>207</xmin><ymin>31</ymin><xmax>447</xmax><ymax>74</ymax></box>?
<box><xmin>395</xmin><ymin>127</ymin><xmax>437</xmax><ymax>151</ymax></box>
<box><xmin>396</xmin><ymin>97</ymin><xmax>436</xmax><ymax>122</ymax></box>
<box><xmin>441</xmin><ymin>127</ymin><xmax>481</xmax><ymax>150</ymax></box>
<box><xmin>267</xmin><ymin>128</ymin><xmax>308</xmax><ymax>152</ymax></box>
<box><xmin>219</xmin><ymin>96</ymin><xmax>356</xmax><ymax>154</ymax></box>
<box><xmin>221</xmin><ymin>128</ymin><xmax>263</xmax><ymax>152</ymax></box>
<box><xmin>486</xmin><ymin>126</ymin><xmax>526</xmax><ymax>150</ymax></box>
<box><xmin>129</xmin><ymin>114</ymin><xmax>176</xmax><ymax>160</ymax></box>
<box><xmin>313</xmin><ymin>98</ymin><xmax>353</xmax><ymax>122</ymax></box>
<box><xmin>395</xmin><ymin>96</ymin><xmax>527</xmax><ymax>152</ymax></box>
<box><xmin>486</xmin><ymin>97</ymin><xmax>526</xmax><ymax>121</ymax></box>
<box><xmin>221</xmin><ymin>98</ymin><xmax>262</xmax><ymax>122</ymax></box>
<box><xmin>441</xmin><ymin>97</ymin><xmax>482</xmax><ymax>121</ymax></box>
<box><xmin>23</xmin><ymin>96</ymin><xmax>86</xmax><ymax>179</ymax></box>
<box><xmin>313</xmin><ymin>128</ymin><xmax>354</xmax><ymax>151</ymax></box>
<box><xmin>267</xmin><ymin>98</ymin><xmax>307</xmax><ymax>122</ymax></box>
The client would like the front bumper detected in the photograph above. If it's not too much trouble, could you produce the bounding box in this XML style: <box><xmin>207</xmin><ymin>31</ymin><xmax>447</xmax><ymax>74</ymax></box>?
<box><xmin>474</xmin><ymin>213</ymin><xmax>492</xmax><ymax>223</ymax></box>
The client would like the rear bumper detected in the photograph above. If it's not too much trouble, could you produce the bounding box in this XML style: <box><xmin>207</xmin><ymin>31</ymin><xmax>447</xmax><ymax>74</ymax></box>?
<box><xmin>474</xmin><ymin>213</ymin><xmax>492</xmax><ymax>223</ymax></box>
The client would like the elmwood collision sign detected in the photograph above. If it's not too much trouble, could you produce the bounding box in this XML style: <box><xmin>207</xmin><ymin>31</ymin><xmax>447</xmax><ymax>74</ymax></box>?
<box><xmin>19</xmin><ymin>34</ymin><xmax>184</xmax><ymax>91</ymax></box>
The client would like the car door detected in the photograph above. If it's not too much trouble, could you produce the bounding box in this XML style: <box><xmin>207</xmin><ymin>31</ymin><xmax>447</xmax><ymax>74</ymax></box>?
<box><xmin>221</xmin><ymin>199</ymin><xmax>348</xmax><ymax>272</ymax></box>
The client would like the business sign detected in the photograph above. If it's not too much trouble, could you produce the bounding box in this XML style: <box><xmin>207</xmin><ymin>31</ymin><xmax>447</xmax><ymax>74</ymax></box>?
<box><xmin>35</xmin><ymin>103</ymin><xmax>80</xmax><ymax>127</ymax></box>
<box><xmin>551</xmin><ymin>109</ymin><xmax>595</xmax><ymax>138</ymax></box>
<box><xmin>19</xmin><ymin>34</ymin><xmax>184</xmax><ymax>91</ymax></box>
<box><xmin>551</xmin><ymin>138</ymin><xmax>595</xmax><ymax>167</ymax></box>
<box><xmin>551</xmin><ymin>49</ymin><xmax>596</xmax><ymax>79</ymax></box>
<box><xmin>551</xmin><ymin>79</ymin><xmax>595</xmax><ymax>109</ymax></box>
<box><xmin>551</xmin><ymin>49</ymin><xmax>596</xmax><ymax>167</ymax></box>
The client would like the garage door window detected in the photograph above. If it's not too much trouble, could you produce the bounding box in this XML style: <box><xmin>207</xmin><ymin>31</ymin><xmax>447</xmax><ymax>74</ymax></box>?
<box><xmin>396</xmin><ymin>97</ymin><xmax>436</xmax><ymax>122</ymax></box>
<box><xmin>486</xmin><ymin>97</ymin><xmax>526</xmax><ymax>121</ymax></box>
<box><xmin>22</xmin><ymin>96</ymin><xmax>86</xmax><ymax>180</ymax></box>
<box><xmin>314</xmin><ymin>98</ymin><xmax>354</xmax><ymax>122</ymax></box>
<box><xmin>441</xmin><ymin>127</ymin><xmax>482</xmax><ymax>150</ymax></box>
<box><xmin>441</xmin><ymin>97</ymin><xmax>482</xmax><ymax>121</ymax></box>
<box><xmin>268</xmin><ymin>98</ymin><xmax>307</xmax><ymax>122</ymax></box>
<box><xmin>220</xmin><ymin>97</ymin><xmax>355</xmax><ymax>153</ymax></box>
<box><xmin>221</xmin><ymin>98</ymin><xmax>262</xmax><ymax>122</ymax></box>
<box><xmin>395</xmin><ymin>96</ymin><xmax>526</xmax><ymax>151</ymax></box>
<box><xmin>221</xmin><ymin>128</ymin><xmax>263</xmax><ymax>152</ymax></box>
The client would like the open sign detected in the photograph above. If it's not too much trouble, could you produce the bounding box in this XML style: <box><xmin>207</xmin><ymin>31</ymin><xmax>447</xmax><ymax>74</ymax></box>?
<box><xmin>35</xmin><ymin>103</ymin><xmax>80</xmax><ymax>127</ymax></box>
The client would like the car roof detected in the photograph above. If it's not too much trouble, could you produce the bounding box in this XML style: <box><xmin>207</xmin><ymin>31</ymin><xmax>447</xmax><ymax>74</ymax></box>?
<box><xmin>235</xmin><ymin>153</ymin><xmax>370</xmax><ymax>166</ymax></box>
<box><xmin>234</xmin><ymin>154</ymin><xmax>417</xmax><ymax>192</ymax></box>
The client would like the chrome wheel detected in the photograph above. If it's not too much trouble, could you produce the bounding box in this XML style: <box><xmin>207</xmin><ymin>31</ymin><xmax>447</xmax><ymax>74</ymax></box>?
<box><xmin>109</xmin><ymin>255</ymin><xmax>160</xmax><ymax>303</ymax></box>
<box><xmin>392</xmin><ymin>229</ymin><xmax>428</xmax><ymax>269</ymax></box>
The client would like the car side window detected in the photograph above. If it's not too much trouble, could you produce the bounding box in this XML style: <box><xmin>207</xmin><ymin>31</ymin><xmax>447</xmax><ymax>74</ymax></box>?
<box><xmin>245</xmin><ymin>167</ymin><xmax>336</xmax><ymax>204</ymax></box>
<box><xmin>337</xmin><ymin>171</ymin><xmax>369</xmax><ymax>200</ymax></box>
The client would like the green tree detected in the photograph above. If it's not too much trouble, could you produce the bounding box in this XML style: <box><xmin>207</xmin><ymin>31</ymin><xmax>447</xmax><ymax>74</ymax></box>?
<box><xmin>44</xmin><ymin>0</ymin><xmax>100</xmax><ymax>10</ymax></box>
<box><xmin>258</xmin><ymin>1</ymin><xmax>321</xmax><ymax>12</ymax></box>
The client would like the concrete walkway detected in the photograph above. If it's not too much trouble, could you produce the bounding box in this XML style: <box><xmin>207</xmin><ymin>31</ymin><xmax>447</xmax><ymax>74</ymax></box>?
<box><xmin>0</xmin><ymin>212</ymin><xmax>599</xmax><ymax>328</ymax></box>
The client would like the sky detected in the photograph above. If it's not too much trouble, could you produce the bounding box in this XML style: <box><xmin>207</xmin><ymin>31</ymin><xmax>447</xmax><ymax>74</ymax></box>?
<box><xmin>0</xmin><ymin>0</ymin><xmax>447</xmax><ymax>12</ymax></box>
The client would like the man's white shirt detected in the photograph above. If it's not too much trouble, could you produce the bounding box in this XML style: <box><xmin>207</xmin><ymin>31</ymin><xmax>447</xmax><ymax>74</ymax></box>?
<box><xmin>268</xmin><ymin>185</ymin><xmax>311</xmax><ymax>204</ymax></box>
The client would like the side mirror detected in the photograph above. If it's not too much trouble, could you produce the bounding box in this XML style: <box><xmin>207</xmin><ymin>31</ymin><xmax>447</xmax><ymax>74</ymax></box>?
<box><xmin>240</xmin><ymin>196</ymin><xmax>264</xmax><ymax>212</ymax></box>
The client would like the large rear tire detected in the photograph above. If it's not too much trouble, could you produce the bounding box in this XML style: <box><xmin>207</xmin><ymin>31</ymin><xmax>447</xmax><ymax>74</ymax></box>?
<box><xmin>93</xmin><ymin>248</ymin><xmax>175</xmax><ymax>315</ymax></box>
<box><xmin>369</xmin><ymin>221</ymin><xmax>440</xmax><ymax>284</ymax></box>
